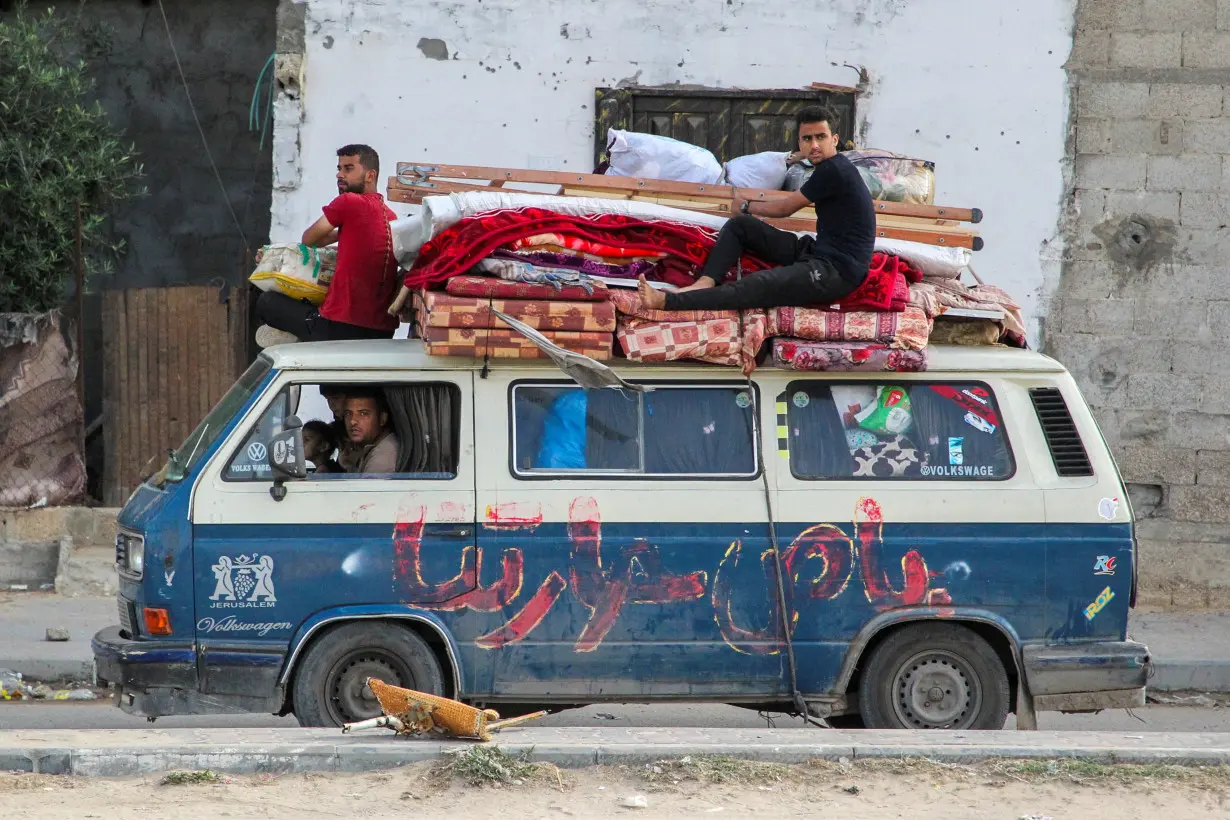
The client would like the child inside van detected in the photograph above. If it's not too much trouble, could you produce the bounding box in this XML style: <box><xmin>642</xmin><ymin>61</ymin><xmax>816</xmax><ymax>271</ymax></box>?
<box><xmin>303</xmin><ymin>420</ymin><xmax>342</xmax><ymax>474</ymax></box>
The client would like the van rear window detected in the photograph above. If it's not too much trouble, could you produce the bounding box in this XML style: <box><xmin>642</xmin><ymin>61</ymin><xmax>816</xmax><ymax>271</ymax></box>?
<box><xmin>783</xmin><ymin>381</ymin><xmax>1014</xmax><ymax>481</ymax></box>
<box><xmin>511</xmin><ymin>382</ymin><xmax>759</xmax><ymax>479</ymax></box>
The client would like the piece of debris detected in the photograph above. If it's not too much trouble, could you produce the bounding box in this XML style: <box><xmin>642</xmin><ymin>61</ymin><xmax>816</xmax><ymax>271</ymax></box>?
<box><xmin>1019</xmin><ymin>815</ymin><xmax>1053</xmax><ymax>820</ymax></box>
<box><xmin>620</xmin><ymin>795</ymin><xmax>649</xmax><ymax>809</ymax></box>
<box><xmin>843</xmin><ymin>784</ymin><xmax>860</xmax><ymax>794</ymax></box>
<box><xmin>594</xmin><ymin>712</ymin><xmax>618</xmax><ymax>720</ymax></box>
<box><xmin>0</xmin><ymin>669</ymin><xmax>29</xmax><ymax>700</ymax></box>
<box><xmin>45</xmin><ymin>627</ymin><xmax>70</xmax><ymax>642</ymax></box>
<box><xmin>27</xmin><ymin>684</ymin><xmax>98</xmax><ymax>701</ymax></box>
<box><xmin>342</xmin><ymin>677</ymin><xmax>547</xmax><ymax>741</ymax></box>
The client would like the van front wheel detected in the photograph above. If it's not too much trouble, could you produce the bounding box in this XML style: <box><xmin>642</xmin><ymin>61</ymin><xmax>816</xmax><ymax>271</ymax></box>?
<box><xmin>292</xmin><ymin>622</ymin><xmax>446</xmax><ymax>728</ymax></box>
<box><xmin>856</xmin><ymin>622</ymin><xmax>1010</xmax><ymax>730</ymax></box>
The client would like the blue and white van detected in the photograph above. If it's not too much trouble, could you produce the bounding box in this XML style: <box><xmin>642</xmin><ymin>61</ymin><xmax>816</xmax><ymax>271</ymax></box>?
<box><xmin>93</xmin><ymin>339</ymin><xmax>1149</xmax><ymax>729</ymax></box>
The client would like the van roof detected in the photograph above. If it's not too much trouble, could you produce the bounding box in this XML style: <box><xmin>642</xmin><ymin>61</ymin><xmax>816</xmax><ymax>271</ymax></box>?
<box><xmin>260</xmin><ymin>338</ymin><xmax>1068</xmax><ymax>375</ymax></box>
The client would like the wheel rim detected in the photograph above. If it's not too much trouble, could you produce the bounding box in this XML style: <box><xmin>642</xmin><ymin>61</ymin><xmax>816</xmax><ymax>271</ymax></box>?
<box><xmin>324</xmin><ymin>649</ymin><xmax>415</xmax><ymax>725</ymax></box>
<box><xmin>890</xmin><ymin>648</ymin><xmax>982</xmax><ymax>730</ymax></box>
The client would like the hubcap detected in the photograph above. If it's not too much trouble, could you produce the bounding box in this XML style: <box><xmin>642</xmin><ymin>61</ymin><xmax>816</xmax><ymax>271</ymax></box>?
<box><xmin>327</xmin><ymin>652</ymin><xmax>410</xmax><ymax>724</ymax></box>
<box><xmin>891</xmin><ymin>650</ymin><xmax>981</xmax><ymax>730</ymax></box>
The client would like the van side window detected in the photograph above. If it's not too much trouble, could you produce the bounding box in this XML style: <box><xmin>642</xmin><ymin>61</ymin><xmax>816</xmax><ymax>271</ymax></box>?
<box><xmin>784</xmin><ymin>381</ymin><xmax>1014</xmax><ymax>480</ymax></box>
<box><xmin>224</xmin><ymin>382</ymin><xmax>461</xmax><ymax>481</ymax></box>
<box><xmin>511</xmin><ymin>382</ymin><xmax>759</xmax><ymax>478</ymax></box>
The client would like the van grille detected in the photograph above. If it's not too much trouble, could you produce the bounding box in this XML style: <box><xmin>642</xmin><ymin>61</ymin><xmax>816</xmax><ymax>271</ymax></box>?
<box><xmin>118</xmin><ymin>598</ymin><xmax>137</xmax><ymax>637</ymax></box>
<box><xmin>1029</xmin><ymin>387</ymin><xmax>1094</xmax><ymax>477</ymax></box>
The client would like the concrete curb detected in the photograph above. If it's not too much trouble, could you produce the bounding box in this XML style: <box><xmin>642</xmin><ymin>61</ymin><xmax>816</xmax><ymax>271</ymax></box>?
<box><xmin>3</xmin><ymin>729</ymin><xmax>1230</xmax><ymax>776</ymax></box>
<box><xmin>1148</xmin><ymin>659</ymin><xmax>1230</xmax><ymax>693</ymax></box>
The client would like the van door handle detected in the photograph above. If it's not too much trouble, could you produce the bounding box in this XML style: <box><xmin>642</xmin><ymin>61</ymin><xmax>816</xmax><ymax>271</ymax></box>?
<box><xmin>434</xmin><ymin>526</ymin><xmax>473</xmax><ymax>539</ymax></box>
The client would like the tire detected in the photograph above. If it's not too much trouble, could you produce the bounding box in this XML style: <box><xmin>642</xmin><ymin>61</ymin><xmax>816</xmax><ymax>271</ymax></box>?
<box><xmin>856</xmin><ymin>622</ymin><xmax>1010</xmax><ymax>731</ymax></box>
<box><xmin>292</xmin><ymin>621</ymin><xmax>446</xmax><ymax>728</ymax></box>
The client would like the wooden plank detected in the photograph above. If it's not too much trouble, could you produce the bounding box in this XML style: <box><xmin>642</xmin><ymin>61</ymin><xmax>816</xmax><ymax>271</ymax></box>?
<box><xmin>169</xmin><ymin>286</ymin><xmax>185</xmax><ymax>445</ymax></box>
<box><xmin>134</xmin><ymin>288</ymin><xmax>150</xmax><ymax>490</ymax></box>
<box><xmin>156</xmin><ymin>287</ymin><xmax>170</xmax><ymax>469</ymax></box>
<box><xmin>391</xmin><ymin>161</ymin><xmax>982</xmax><ymax>223</ymax></box>
<box><xmin>101</xmin><ymin>292</ymin><xmax>119</xmax><ymax>506</ymax></box>
<box><xmin>119</xmin><ymin>290</ymin><xmax>133</xmax><ymax>500</ymax></box>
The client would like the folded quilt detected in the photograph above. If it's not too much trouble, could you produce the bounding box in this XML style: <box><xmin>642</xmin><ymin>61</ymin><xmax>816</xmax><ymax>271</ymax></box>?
<box><xmin>616</xmin><ymin>311</ymin><xmax>769</xmax><ymax>374</ymax></box>
<box><xmin>413</xmin><ymin>290</ymin><xmax>617</xmax><ymax>332</ymax></box>
<box><xmin>771</xmin><ymin>339</ymin><xmax>928</xmax><ymax>372</ymax></box>
<box><xmin>405</xmin><ymin>206</ymin><xmax>773</xmax><ymax>290</ymax></box>
<box><xmin>446</xmin><ymin>272</ymin><xmax>607</xmax><ymax>301</ymax></box>
<box><xmin>767</xmin><ymin>305</ymin><xmax>932</xmax><ymax>351</ymax></box>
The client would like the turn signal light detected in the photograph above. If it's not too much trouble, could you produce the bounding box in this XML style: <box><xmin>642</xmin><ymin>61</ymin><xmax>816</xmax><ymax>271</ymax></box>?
<box><xmin>143</xmin><ymin>607</ymin><xmax>172</xmax><ymax>636</ymax></box>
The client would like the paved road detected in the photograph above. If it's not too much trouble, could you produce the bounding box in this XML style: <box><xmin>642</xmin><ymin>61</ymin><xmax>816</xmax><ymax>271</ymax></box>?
<box><xmin>1</xmin><ymin>700</ymin><xmax>1227</xmax><ymax>732</ymax></box>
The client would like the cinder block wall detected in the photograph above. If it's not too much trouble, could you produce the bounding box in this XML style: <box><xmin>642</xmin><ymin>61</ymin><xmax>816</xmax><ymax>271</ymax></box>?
<box><xmin>1054</xmin><ymin>0</ymin><xmax>1230</xmax><ymax>608</ymax></box>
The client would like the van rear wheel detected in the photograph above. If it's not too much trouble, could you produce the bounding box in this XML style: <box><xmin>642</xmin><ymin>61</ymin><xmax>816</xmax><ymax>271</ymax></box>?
<box><xmin>292</xmin><ymin>622</ymin><xmax>445</xmax><ymax>728</ymax></box>
<box><xmin>856</xmin><ymin>622</ymin><xmax>1010</xmax><ymax>730</ymax></box>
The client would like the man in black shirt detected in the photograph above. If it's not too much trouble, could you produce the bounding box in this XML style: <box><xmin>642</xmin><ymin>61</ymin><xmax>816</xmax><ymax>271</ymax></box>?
<box><xmin>637</xmin><ymin>107</ymin><xmax>876</xmax><ymax>312</ymax></box>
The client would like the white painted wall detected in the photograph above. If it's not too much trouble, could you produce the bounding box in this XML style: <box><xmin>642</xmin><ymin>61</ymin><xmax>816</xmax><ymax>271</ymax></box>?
<box><xmin>273</xmin><ymin>0</ymin><xmax>1076</xmax><ymax>341</ymax></box>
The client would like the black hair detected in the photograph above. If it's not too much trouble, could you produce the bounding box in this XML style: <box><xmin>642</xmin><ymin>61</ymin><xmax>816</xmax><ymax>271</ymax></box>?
<box><xmin>303</xmin><ymin>419</ymin><xmax>338</xmax><ymax>451</ymax></box>
<box><xmin>343</xmin><ymin>386</ymin><xmax>388</xmax><ymax>415</ymax></box>
<box><xmin>337</xmin><ymin>144</ymin><xmax>380</xmax><ymax>176</ymax></box>
<box><xmin>796</xmin><ymin>106</ymin><xmax>840</xmax><ymax>135</ymax></box>
<box><xmin>319</xmin><ymin>383</ymin><xmax>352</xmax><ymax>399</ymax></box>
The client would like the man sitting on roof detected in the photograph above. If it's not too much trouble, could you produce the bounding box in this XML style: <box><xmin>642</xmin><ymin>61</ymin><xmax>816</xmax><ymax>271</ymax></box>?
<box><xmin>636</xmin><ymin>106</ymin><xmax>875</xmax><ymax>313</ymax></box>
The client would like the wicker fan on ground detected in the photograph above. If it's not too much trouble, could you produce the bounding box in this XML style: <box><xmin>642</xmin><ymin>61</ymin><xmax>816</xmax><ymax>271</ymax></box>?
<box><xmin>341</xmin><ymin>677</ymin><xmax>547</xmax><ymax>742</ymax></box>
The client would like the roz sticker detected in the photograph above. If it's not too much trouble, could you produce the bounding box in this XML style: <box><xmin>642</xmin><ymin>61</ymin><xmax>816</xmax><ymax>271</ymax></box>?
<box><xmin>792</xmin><ymin>391</ymin><xmax>809</xmax><ymax>409</ymax></box>
<box><xmin>964</xmin><ymin>411</ymin><xmax>996</xmax><ymax>434</ymax></box>
<box><xmin>736</xmin><ymin>392</ymin><xmax>752</xmax><ymax>409</ymax></box>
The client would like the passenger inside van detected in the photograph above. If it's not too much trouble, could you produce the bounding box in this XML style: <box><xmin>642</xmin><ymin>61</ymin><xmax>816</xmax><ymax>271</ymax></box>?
<box><xmin>302</xmin><ymin>420</ymin><xmax>342</xmax><ymax>474</ymax></box>
<box><xmin>337</xmin><ymin>388</ymin><xmax>400</xmax><ymax>474</ymax></box>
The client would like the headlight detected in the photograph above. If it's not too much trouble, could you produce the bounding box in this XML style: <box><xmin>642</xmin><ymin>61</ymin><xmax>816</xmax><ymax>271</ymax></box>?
<box><xmin>117</xmin><ymin>532</ymin><xmax>145</xmax><ymax>577</ymax></box>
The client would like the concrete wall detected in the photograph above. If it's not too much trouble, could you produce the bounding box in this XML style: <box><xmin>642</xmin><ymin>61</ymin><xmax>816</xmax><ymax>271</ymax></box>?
<box><xmin>1055</xmin><ymin>0</ymin><xmax>1230</xmax><ymax>608</ymax></box>
<box><xmin>272</xmin><ymin>0</ymin><xmax>1074</xmax><ymax>343</ymax></box>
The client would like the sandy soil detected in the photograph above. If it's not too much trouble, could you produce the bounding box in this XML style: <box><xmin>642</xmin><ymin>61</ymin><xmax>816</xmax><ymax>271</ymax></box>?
<box><xmin>2</xmin><ymin>759</ymin><xmax>1228</xmax><ymax>819</ymax></box>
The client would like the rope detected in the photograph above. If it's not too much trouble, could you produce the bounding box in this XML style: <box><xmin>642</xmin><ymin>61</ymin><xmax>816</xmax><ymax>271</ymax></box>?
<box><xmin>249</xmin><ymin>53</ymin><xmax>276</xmax><ymax>150</ymax></box>
<box><xmin>737</xmin><ymin>299</ymin><xmax>824</xmax><ymax>729</ymax></box>
<box><xmin>155</xmin><ymin>0</ymin><xmax>249</xmax><ymax>254</ymax></box>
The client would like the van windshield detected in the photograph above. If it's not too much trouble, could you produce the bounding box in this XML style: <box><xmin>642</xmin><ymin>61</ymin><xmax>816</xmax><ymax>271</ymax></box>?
<box><xmin>152</xmin><ymin>356</ymin><xmax>273</xmax><ymax>487</ymax></box>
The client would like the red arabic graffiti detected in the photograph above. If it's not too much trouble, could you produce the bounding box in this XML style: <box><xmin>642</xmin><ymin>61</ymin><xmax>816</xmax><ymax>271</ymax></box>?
<box><xmin>392</xmin><ymin>496</ymin><xmax>952</xmax><ymax>654</ymax></box>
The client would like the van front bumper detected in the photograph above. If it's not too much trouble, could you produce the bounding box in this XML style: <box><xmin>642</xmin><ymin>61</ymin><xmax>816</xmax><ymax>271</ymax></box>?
<box><xmin>1022</xmin><ymin>640</ymin><xmax>1151</xmax><ymax>712</ymax></box>
<box><xmin>93</xmin><ymin>625</ymin><xmax>280</xmax><ymax>717</ymax></box>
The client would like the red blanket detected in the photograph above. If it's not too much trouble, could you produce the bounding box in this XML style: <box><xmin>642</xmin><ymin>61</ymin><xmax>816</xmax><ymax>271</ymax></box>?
<box><xmin>404</xmin><ymin>208</ymin><xmax>773</xmax><ymax>289</ymax></box>
<box><xmin>812</xmin><ymin>252</ymin><xmax>917</xmax><ymax>313</ymax></box>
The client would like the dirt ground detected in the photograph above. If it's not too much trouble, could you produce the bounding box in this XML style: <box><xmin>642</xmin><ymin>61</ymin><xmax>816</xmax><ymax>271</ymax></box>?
<box><xmin>2</xmin><ymin>755</ymin><xmax>1229</xmax><ymax>819</ymax></box>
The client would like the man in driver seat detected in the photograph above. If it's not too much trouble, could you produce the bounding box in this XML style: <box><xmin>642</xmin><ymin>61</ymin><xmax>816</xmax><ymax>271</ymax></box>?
<box><xmin>338</xmin><ymin>388</ymin><xmax>399</xmax><ymax>474</ymax></box>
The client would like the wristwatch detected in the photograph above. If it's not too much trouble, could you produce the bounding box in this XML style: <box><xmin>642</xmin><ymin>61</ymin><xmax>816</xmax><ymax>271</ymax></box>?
<box><xmin>740</xmin><ymin>200</ymin><xmax>751</xmax><ymax>215</ymax></box>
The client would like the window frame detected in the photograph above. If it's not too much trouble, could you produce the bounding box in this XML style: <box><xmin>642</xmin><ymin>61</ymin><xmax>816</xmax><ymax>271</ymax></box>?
<box><xmin>221</xmin><ymin>379</ymin><xmax>462</xmax><ymax>483</ymax></box>
<box><xmin>783</xmin><ymin>379</ymin><xmax>1018</xmax><ymax>483</ymax></box>
<box><xmin>507</xmin><ymin>378</ymin><xmax>763</xmax><ymax>482</ymax></box>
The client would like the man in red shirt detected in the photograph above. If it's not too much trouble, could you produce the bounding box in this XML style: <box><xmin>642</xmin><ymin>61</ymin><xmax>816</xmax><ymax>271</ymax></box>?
<box><xmin>255</xmin><ymin>144</ymin><xmax>401</xmax><ymax>346</ymax></box>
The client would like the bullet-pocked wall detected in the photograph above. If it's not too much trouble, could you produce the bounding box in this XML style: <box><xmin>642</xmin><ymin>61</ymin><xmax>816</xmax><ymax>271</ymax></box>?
<box><xmin>1057</xmin><ymin>0</ymin><xmax>1230</xmax><ymax>608</ymax></box>
<box><xmin>271</xmin><ymin>0</ymin><xmax>1075</xmax><ymax>343</ymax></box>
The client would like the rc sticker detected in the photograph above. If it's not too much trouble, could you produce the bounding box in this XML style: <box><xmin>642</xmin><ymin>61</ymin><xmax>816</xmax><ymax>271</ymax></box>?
<box><xmin>792</xmin><ymin>391</ymin><xmax>809</xmax><ymax>409</ymax></box>
<box><xmin>736</xmin><ymin>391</ymin><xmax>752</xmax><ymax>409</ymax></box>
<box><xmin>1084</xmin><ymin>585</ymin><xmax>1115</xmax><ymax>621</ymax></box>
<box><xmin>963</xmin><ymin>411</ymin><xmax>997</xmax><ymax>435</ymax></box>
<box><xmin>948</xmin><ymin>436</ymin><xmax>964</xmax><ymax>466</ymax></box>
<box><xmin>1098</xmin><ymin>497</ymin><xmax>1119</xmax><ymax>521</ymax></box>
<box><xmin>1094</xmin><ymin>555</ymin><xmax>1117</xmax><ymax>576</ymax></box>
<box><xmin>209</xmin><ymin>554</ymin><xmax>277</xmax><ymax>608</ymax></box>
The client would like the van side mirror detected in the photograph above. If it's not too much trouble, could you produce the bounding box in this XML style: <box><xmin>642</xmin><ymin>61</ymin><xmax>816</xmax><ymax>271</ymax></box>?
<box><xmin>267</xmin><ymin>415</ymin><xmax>307</xmax><ymax>501</ymax></box>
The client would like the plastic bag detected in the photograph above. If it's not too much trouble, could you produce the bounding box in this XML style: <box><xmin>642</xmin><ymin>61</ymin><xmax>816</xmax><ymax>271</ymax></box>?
<box><xmin>855</xmin><ymin>385</ymin><xmax>914</xmax><ymax>435</ymax></box>
<box><xmin>249</xmin><ymin>243</ymin><xmax>338</xmax><ymax>305</ymax></box>
<box><xmin>831</xmin><ymin>385</ymin><xmax>878</xmax><ymax>427</ymax></box>
<box><xmin>535</xmin><ymin>390</ymin><xmax>588</xmax><ymax>469</ymax></box>
<box><xmin>605</xmin><ymin>128</ymin><xmax>724</xmax><ymax>184</ymax></box>
<box><xmin>723</xmin><ymin>151</ymin><xmax>788</xmax><ymax>190</ymax></box>
<box><xmin>846</xmin><ymin>149</ymin><xmax>936</xmax><ymax>205</ymax></box>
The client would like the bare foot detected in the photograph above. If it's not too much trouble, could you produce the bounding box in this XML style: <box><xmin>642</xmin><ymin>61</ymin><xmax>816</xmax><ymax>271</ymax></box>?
<box><xmin>637</xmin><ymin>275</ymin><xmax>668</xmax><ymax>310</ymax></box>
